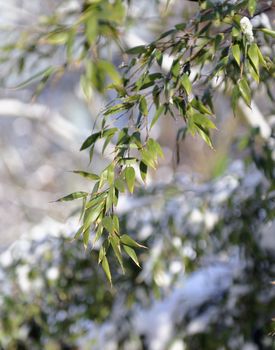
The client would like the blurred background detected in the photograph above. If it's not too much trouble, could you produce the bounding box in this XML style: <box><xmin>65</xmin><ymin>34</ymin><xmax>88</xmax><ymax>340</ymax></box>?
<box><xmin>0</xmin><ymin>1</ymin><xmax>274</xmax><ymax>349</ymax></box>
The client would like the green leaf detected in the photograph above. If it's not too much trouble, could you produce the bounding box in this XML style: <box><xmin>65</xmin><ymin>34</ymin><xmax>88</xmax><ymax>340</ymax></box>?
<box><xmin>147</xmin><ymin>138</ymin><xmax>164</xmax><ymax>158</ymax></box>
<box><xmin>107</xmin><ymin>164</ymin><xmax>115</xmax><ymax>186</ymax></box>
<box><xmin>139</xmin><ymin>96</ymin><xmax>148</xmax><ymax>116</ymax></box>
<box><xmin>46</xmin><ymin>31</ymin><xmax>69</xmax><ymax>45</ymax></box>
<box><xmin>11</xmin><ymin>67</ymin><xmax>55</xmax><ymax>89</ymax></box>
<box><xmin>258</xmin><ymin>28</ymin><xmax>275</xmax><ymax>38</ymax></box>
<box><xmin>103</xmin><ymin>103</ymin><xmax>129</xmax><ymax>116</ymax></box>
<box><xmin>56</xmin><ymin>191</ymin><xmax>88</xmax><ymax>202</ymax></box>
<box><xmin>114</xmin><ymin>178</ymin><xmax>125</xmax><ymax>192</ymax></box>
<box><xmin>255</xmin><ymin>45</ymin><xmax>266</xmax><ymax>68</ymax></box>
<box><xmin>113</xmin><ymin>215</ymin><xmax>120</xmax><ymax>233</ymax></box>
<box><xmin>141</xmin><ymin>149</ymin><xmax>156</xmax><ymax>169</ymax></box>
<box><xmin>155</xmin><ymin>50</ymin><xmax>163</xmax><ymax>66</ymax></box>
<box><xmin>248</xmin><ymin>0</ymin><xmax>256</xmax><ymax>16</ymax></box>
<box><xmin>80</xmin><ymin>132</ymin><xmax>101</xmax><ymax>151</ymax></box>
<box><xmin>231</xmin><ymin>85</ymin><xmax>240</xmax><ymax>115</ymax></box>
<box><xmin>72</xmin><ymin>171</ymin><xmax>100</xmax><ymax>181</ymax></box>
<box><xmin>123</xmin><ymin>245</ymin><xmax>140</xmax><ymax>267</ymax></box>
<box><xmin>150</xmin><ymin>105</ymin><xmax>165</xmax><ymax>129</ymax></box>
<box><xmin>171</xmin><ymin>59</ymin><xmax>181</xmax><ymax>78</ymax></box>
<box><xmin>238</xmin><ymin>78</ymin><xmax>251</xmax><ymax>106</ymax></box>
<box><xmin>97</xmin><ymin>60</ymin><xmax>121</xmax><ymax>85</ymax></box>
<box><xmin>190</xmin><ymin>99</ymin><xmax>212</xmax><ymax>116</ymax></box>
<box><xmin>120</xmin><ymin>234</ymin><xmax>146</xmax><ymax>249</ymax></box>
<box><xmin>232</xmin><ymin>44</ymin><xmax>241</xmax><ymax>66</ymax></box>
<box><xmin>83</xmin><ymin>204</ymin><xmax>103</xmax><ymax>230</ymax></box>
<box><xmin>93</xmin><ymin>225</ymin><xmax>103</xmax><ymax>245</ymax></box>
<box><xmin>110</xmin><ymin>236</ymin><xmax>124</xmax><ymax>273</ymax></box>
<box><xmin>181</xmin><ymin>73</ymin><xmax>192</xmax><ymax>95</ymax></box>
<box><xmin>248</xmin><ymin>43</ymin><xmax>259</xmax><ymax>76</ymax></box>
<box><xmin>126</xmin><ymin>45</ymin><xmax>146</xmax><ymax>54</ymax></box>
<box><xmin>125</xmin><ymin>167</ymin><xmax>135</xmax><ymax>193</ymax></box>
<box><xmin>74</xmin><ymin>225</ymin><xmax>84</xmax><ymax>240</ymax></box>
<box><xmin>102</xmin><ymin>255</ymin><xmax>112</xmax><ymax>284</ymax></box>
<box><xmin>196</xmin><ymin>126</ymin><xmax>214</xmax><ymax>149</ymax></box>
<box><xmin>192</xmin><ymin>113</ymin><xmax>217</xmax><ymax>130</ymax></box>
<box><xmin>102</xmin><ymin>216</ymin><xmax>114</xmax><ymax>233</ymax></box>
<box><xmin>83</xmin><ymin>227</ymin><xmax>90</xmax><ymax>249</ymax></box>
<box><xmin>86</xmin><ymin>16</ymin><xmax>98</xmax><ymax>46</ymax></box>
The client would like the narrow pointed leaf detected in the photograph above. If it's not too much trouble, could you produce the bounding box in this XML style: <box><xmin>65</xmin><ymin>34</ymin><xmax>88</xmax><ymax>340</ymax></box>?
<box><xmin>125</xmin><ymin>167</ymin><xmax>135</xmax><ymax>193</ymax></box>
<box><xmin>232</xmin><ymin>44</ymin><xmax>241</xmax><ymax>66</ymax></box>
<box><xmin>102</xmin><ymin>255</ymin><xmax>112</xmax><ymax>285</ymax></box>
<box><xmin>120</xmin><ymin>234</ymin><xmax>146</xmax><ymax>249</ymax></box>
<box><xmin>150</xmin><ymin>105</ymin><xmax>165</xmax><ymax>129</ymax></box>
<box><xmin>56</xmin><ymin>191</ymin><xmax>88</xmax><ymax>202</ymax></box>
<box><xmin>238</xmin><ymin>78</ymin><xmax>251</xmax><ymax>106</ymax></box>
<box><xmin>123</xmin><ymin>245</ymin><xmax>140</xmax><ymax>267</ymax></box>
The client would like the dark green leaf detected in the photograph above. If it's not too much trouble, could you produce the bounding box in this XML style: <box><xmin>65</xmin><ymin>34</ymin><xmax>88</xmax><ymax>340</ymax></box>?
<box><xmin>80</xmin><ymin>132</ymin><xmax>101</xmax><ymax>151</ymax></box>
<box><xmin>232</xmin><ymin>44</ymin><xmax>241</xmax><ymax>66</ymax></box>
<box><xmin>139</xmin><ymin>96</ymin><xmax>148</xmax><ymax>116</ymax></box>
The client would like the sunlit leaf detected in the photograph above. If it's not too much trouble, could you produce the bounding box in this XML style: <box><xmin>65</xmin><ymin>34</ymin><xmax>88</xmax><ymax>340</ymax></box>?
<box><xmin>125</xmin><ymin>166</ymin><xmax>135</xmax><ymax>193</ymax></box>
<box><xmin>232</xmin><ymin>44</ymin><xmax>241</xmax><ymax>66</ymax></box>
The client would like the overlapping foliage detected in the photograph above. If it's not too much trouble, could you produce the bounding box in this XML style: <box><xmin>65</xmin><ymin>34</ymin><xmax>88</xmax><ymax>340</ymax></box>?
<box><xmin>1</xmin><ymin>0</ymin><xmax>274</xmax><ymax>282</ymax></box>
<box><xmin>0</xmin><ymin>134</ymin><xmax>274</xmax><ymax>349</ymax></box>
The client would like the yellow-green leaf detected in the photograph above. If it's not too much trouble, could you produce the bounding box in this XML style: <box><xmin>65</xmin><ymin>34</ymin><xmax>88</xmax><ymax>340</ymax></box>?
<box><xmin>232</xmin><ymin>44</ymin><xmax>241</xmax><ymax>66</ymax></box>
<box><xmin>248</xmin><ymin>0</ymin><xmax>256</xmax><ymax>16</ymax></box>
<box><xmin>123</xmin><ymin>245</ymin><xmax>140</xmax><ymax>267</ymax></box>
<box><xmin>181</xmin><ymin>73</ymin><xmax>192</xmax><ymax>95</ymax></box>
<box><xmin>238</xmin><ymin>78</ymin><xmax>251</xmax><ymax>106</ymax></box>
<box><xmin>102</xmin><ymin>216</ymin><xmax>114</xmax><ymax>233</ymax></box>
<box><xmin>139</xmin><ymin>96</ymin><xmax>148</xmax><ymax>116</ymax></box>
<box><xmin>125</xmin><ymin>167</ymin><xmax>135</xmax><ymax>193</ymax></box>
<box><xmin>120</xmin><ymin>234</ymin><xmax>146</xmax><ymax>249</ymax></box>
<box><xmin>102</xmin><ymin>255</ymin><xmax>112</xmax><ymax>285</ymax></box>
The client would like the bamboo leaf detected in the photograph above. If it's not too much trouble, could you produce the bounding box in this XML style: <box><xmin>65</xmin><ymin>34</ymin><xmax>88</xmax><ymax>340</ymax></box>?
<box><xmin>248</xmin><ymin>43</ymin><xmax>259</xmax><ymax>76</ymax></box>
<box><xmin>102</xmin><ymin>255</ymin><xmax>112</xmax><ymax>285</ymax></box>
<box><xmin>125</xmin><ymin>166</ymin><xmax>135</xmax><ymax>193</ymax></box>
<box><xmin>72</xmin><ymin>171</ymin><xmax>100</xmax><ymax>181</ymax></box>
<box><xmin>232</xmin><ymin>44</ymin><xmax>241</xmax><ymax>66</ymax></box>
<box><xmin>123</xmin><ymin>245</ymin><xmax>140</xmax><ymax>267</ymax></box>
<box><xmin>181</xmin><ymin>73</ymin><xmax>192</xmax><ymax>95</ymax></box>
<box><xmin>102</xmin><ymin>216</ymin><xmax>114</xmax><ymax>234</ymax></box>
<box><xmin>120</xmin><ymin>234</ymin><xmax>146</xmax><ymax>249</ymax></box>
<box><xmin>80</xmin><ymin>132</ymin><xmax>101</xmax><ymax>151</ymax></box>
<box><xmin>139</xmin><ymin>96</ymin><xmax>148</xmax><ymax>116</ymax></box>
<box><xmin>56</xmin><ymin>191</ymin><xmax>88</xmax><ymax>202</ymax></box>
<box><xmin>150</xmin><ymin>105</ymin><xmax>165</xmax><ymax>129</ymax></box>
<box><xmin>238</xmin><ymin>78</ymin><xmax>251</xmax><ymax>107</ymax></box>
